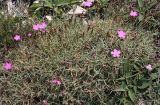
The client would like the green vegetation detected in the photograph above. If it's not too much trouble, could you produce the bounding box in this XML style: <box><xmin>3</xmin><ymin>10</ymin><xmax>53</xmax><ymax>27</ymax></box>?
<box><xmin>0</xmin><ymin>0</ymin><xmax>159</xmax><ymax>105</ymax></box>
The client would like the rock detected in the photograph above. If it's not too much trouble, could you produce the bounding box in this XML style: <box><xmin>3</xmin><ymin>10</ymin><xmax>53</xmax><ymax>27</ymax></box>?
<box><xmin>7</xmin><ymin>0</ymin><xmax>15</xmax><ymax>15</ymax></box>
<box><xmin>68</xmin><ymin>5</ymin><xmax>87</xmax><ymax>15</ymax></box>
<box><xmin>46</xmin><ymin>15</ymin><xmax>53</xmax><ymax>21</ymax></box>
<box><xmin>0</xmin><ymin>0</ymin><xmax>37</xmax><ymax>17</ymax></box>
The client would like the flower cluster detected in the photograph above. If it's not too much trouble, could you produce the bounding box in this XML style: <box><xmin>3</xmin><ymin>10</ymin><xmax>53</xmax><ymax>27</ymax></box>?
<box><xmin>109</xmin><ymin>10</ymin><xmax>153</xmax><ymax>72</ymax></box>
<box><xmin>110</xmin><ymin>29</ymin><xmax>126</xmax><ymax>58</ymax></box>
<box><xmin>33</xmin><ymin>22</ymin><xmax>47</xmax><ymax>31</ymax></box>
<box><xmin>2</xmin><ymin>21</ymin><xmax>48</xmax><ymax>72</ymax></box>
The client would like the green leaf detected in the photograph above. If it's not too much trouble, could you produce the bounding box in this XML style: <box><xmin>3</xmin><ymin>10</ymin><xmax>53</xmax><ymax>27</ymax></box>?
<box><xmin>116</xmin><ymin>76</ymin><xmax>126</xmax><ymax>80</ymax></box>
<box><xmin>128</xmin><ymin>89</ymin><xmax>136</xmax><ymax>102</ymax></box>
<box><xmin>138</xmin><ymin>0</ymin><xmax>144</xmax><ymax>8</ymax></box>
<box><xmin>138</xmin><ymin>14</ymin><xmax>143</xmax><ymax>22</ymax></box>
<box><xmin>34</xmin><ymin>7</ymin><xmax>42</xmax><ymax>15</ymax></box>
<box><xmin>133</xmin><ymin>86</ymin><xmax>137</xmax><ymax>93</ymax></box>
<box><xmin>120</xmin><ymin>97</ymin><xmax>133</xmax><ymax>105</ymax></box>
<box><xmin>123</xmin><ymin>58</ymin><xmax>130</xmax><ymax>74</ymax></box>
<box><xmin>150</xmin><ymin>73</ymin><xmax>158</xmax><ymax>80</ymax></box>
<box><xmin>137</xmin><ymin>79</ymin><xmax>151</xmax><ymax>89</ymax></box>
<box><xmin>155</xmin><ymin>11</ymin><xmax>160</xmax><ymax>17</ymax></box>
<box><xmin>43</xmin><ymin>0</ymin><xmax>53</xmax><ymax>8</ymax></box>
<box><xmin>114</xmin><ymin>86</ymin><xmax>126</xmax><ymax>91</ymax></box>
<box><xmin>100</xmin><ymin>0</ymin><xmax>109</xmax><ymax>7</ymax></box>
<box><xmin>30</xmin><ymin>3</ymin><xmax>42</xmax><ymax>8</ymax></box>
<box><xmin>53</xmin><ymin>0</ymin><xmax>78</xmax><ymax>6</ymax></box>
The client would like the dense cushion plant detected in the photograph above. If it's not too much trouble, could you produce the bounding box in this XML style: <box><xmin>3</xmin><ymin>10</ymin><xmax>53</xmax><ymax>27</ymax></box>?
<box><xmin>0</xmin><ymin>0</ymin><xmax>159</xmax><ymax>105</ymax></box>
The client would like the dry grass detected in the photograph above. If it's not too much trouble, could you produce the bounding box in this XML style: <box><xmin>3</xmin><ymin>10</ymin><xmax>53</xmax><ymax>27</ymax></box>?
<box><xmin>0</xmin><ymin>17</ymin><xmax>159</xmax><ymax>105</ymax></box>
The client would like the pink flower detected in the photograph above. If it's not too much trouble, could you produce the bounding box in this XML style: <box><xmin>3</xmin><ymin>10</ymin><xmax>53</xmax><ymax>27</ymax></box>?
<box><xmin>42</xmin><ymin>100</ymin><xmax>48</xmax><ymax>105</ymax></box>
<box><xmin>27</xmin><ymin>32</ymin><xmax>32</xmax><ymax>36</ymax></box>
<box><xmin>39</xmin><ymin>22</ymin><xmax>47</xmax><ymax>29</ymax></box>
<box><xmin>111</xmin><ymin>49</ymin><xmax>121</xmax><ymax>58</ymax></box>
<box><xmin>3</xmin><ymin>62</ymin><xmax>12</xmax><ymax>71</ymax></box>
<box><xmin>146</xmin><ymin>64</ymin><xmax>152</xmax><ymax>71</ymax></box>
<box><xmin>33</xmin><ymin>24</ymin><xmax>39</xmax><ymax>30</ymax></box>
<box><xmin>14</xmin><ymin>34</ymin><xmax>21</xmax><ymax>41</ymax></box>
<box><xmin>50</xmin><ymin>79</ymin><xmax>61</xmax><ymax>85</ymax></box>
<box><xmin>117</xmin><ymin>30</ymin><xmax>126</xmax><ymax>39</ymax></box>
<box><xmin>32</xmin><ymin>22</ymin><xmax>47</xmax><ymax>31</ymax></box>
<box><xmin>82</xmin><ymin>1</ymin><xmax>92</xmax><ymax>7</ymax></box>
<box><xmin>130</xmin><ymin>10</ymin><xmax>138</xmax><ymax>17</ymax></box>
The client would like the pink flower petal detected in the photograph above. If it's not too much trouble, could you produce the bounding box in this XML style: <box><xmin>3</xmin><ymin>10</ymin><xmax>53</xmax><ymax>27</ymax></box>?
<box><xmin>130</xmin><ymin>10</ymin><xmax>138</xmax><ymax>17</ymax></box>
<box><xmin>82</xmin><ymin>1</ymin><xmax>92</xmax><ymax>7</ymax></box>
<box><xmin>111</xmin><ymin>49</ymin><xmax>121</xmax><ymax>58</ymax></box>
<box><xmin>50</xmin><ymin>79</ymin><xmax>61</xmax><ymax>85</ymax></box>
<box><xmin>27</xmin><ymin>32</ymin><xmax>32</xmax><ymax>36</ymax></box>
<box><xmin>42</xmin><ymin>100</ymin><xmax>48</xmax><ymax>105</ymax></box>
<box><xmin>33</xmin><ymin>24</ymin><xmax>39</xmax><ymax>30</ymax></box>
<box><xmin>14</xmin><ymin>35</ymin><xmax>21</xmax><ymax>41</ymax></box>
<box><xmin>3</xmin><ymin>62</ymin><xmax>12</xmax><ymax>71</ymax></box>
<box><xmin>33</xmin><ymin>22</ymin><xmax>47</xmax><ymax>31</ymax></box>
<box><xmin>117</xmin><ymin>30</ymin><xmax>126</xmax><ymax>39</ymax></box>
<box><xmin>146</xmin><ymin>64</ymin><xmax>152</xmax><ymax>71</ymax></box>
